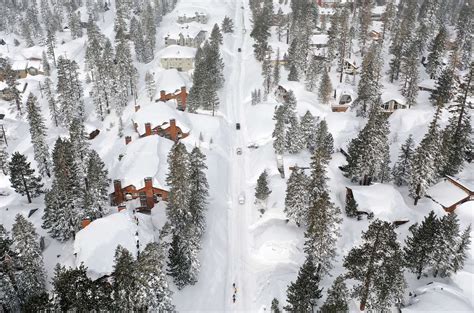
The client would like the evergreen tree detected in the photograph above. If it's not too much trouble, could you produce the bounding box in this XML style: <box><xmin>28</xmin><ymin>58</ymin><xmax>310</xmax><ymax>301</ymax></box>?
<box><xmin>431</xmin><ymin>213</ymin><xmax>459</xmax><ymax>278</ymax></box>
<box><xmin>284</xmin><ymin>168</ymin><xmax>309</xmax><ymax>226</ymax></box>
<box><xmin>400</xmin><ymin>41</ymin><xmax>419</xmax><ymax>108</ymax></box>
<box><xmin>404</xmin><ymin>211</ymin><xmax>439</xmax><ymax>279</ymax></box>
<box><xmin>314</xmin><ymin>120</ymin><xmax>334</xmax><ymax>162</ymax></box>
<box><xmin>145</xmin><ymin>71</ymin><xmax>156</xmax><ymax>101</ymax></box>
<box><xmin>451</xmin><ymin>224</ymin><xmax>472</xmax><ymax>275</ymax></box>
<box><xmin>305</xmin><ymin>58</ymin><xmax>320</xmax><ymax>92</ymax></box>
<box><xmin>188</xmin><ymin>147</ymin><xmax>209</xmax><ymax>239</ymax></box>
<box><xmin>11</xmin><ymin>214</ymin><xmax>46</xmax><ymax>306</ymax></box>
<box><xmin>358</xmin><ymin>0</ymin><xmax>373</xmax><ymax>55</ymax></box>
<box><xmin>250</xmin><ymin>6</ymin><xmax>272</xmax><ymax>61</ymax></box>
<box><xmin>345</xmin><ymin>195</ymin><xmax>359</xmax><ymax>218</ymax></box>
<box><xmin>25</xmin><ymin>93</ymin><xmax>51</xmax><ymax>178</ymax></box>
<box><xmin>262</xmin><ymin>57</ymin><xmax>273</xmax><ymax>100</ymax></box>
<box><xmin>300</xmin><ymin>111</ymin><xmax>317</xmax><ymax>152</ymax></box>
<box><xmin>271</xmin><ymin>298</ymin><xmax>281</xmax><ymax>313</ymax></box>
<box><xmin>355</xmin><ymin>44</ymin><xmax>382</xmax><ymax>116</ymax></box>
<box><xmin>210</xmin><ymin>23</ymin><xmax>223</xmax><ymax>46</ymax></box>
<box><xmin>273</xmin><ymin>48</ymin><xmax>281</xmax><ymax>88</ymax></box>
<box><xmin>344</xmin><ymin>219</ymin><xmax>405</xmax><ymax>311</ymax></box>
<box><xmin>113</xmin><ymin>246</ymin><xmax>136</xmax><ymax>311</ymax></box>
<box><xmin>286</xmin><ymin>117</ymin><xmax>304</xmax><ymax>154</ymax></box>
<box><xmin>255</xmin><ymin>170</ymin><xmax>271</xmax><ymax>201</ymax></box>
<box><xmin>56</xmin><ymin>56</ymin><xmax>84</xmax><ymax>126</ymax></box>
<box><xmin>167</xmin><ymin>234</ymin><xmax>199</xmax><ymax>289</ymax></box>
<box><xmin>8</xmin><ymin>152</ymin><xmax>43</xmax><ymax>203</ymax></box>
<box><xmin>42</xmin><ymin>51</ymin><xmax>50</xmax><ymax>76</ymax></box>
<box><xmin>320</xmin><ymin>275</ymin><xmax>349</xmax><ymax>313</ymax></box>
<box><xmin>392</xmin><ymin>135</ymin><xmax>415</xmax><ymax>186</ymax></box>
<box><xmin>0</xmin><ymin>130</ymin><xmax>9</xmax><ymax>175</ymax></box>
<box><xmin>287</xmin><ymin>64</ymin><xmax>299</xmax><ymax>81</ymax></box>
<box><xmin>318</xmin><ymin>67</ymin><xmax>333</xmax><ymax>104</ymax></box>
<box><xmin>284</xmin><ymin>254</ymin><xmax>322</xmax><ymax>312</ymax></box>
<box><xmin>272</xmin><ymin>106</ymin><xmax>286</xmax><ymax>155</ymax></box>
<box><xmin>221</xmin><ymin>16</ymin><xmax>234</xmax><ymax>33</ymax></box>
<box><xmin>85</xmin><ymin>150</ymin><xmax>110</xmax><ymax>220</ymax></box>
<box><xmin>426</xmin><ymin>27</ymin><xmax>447</xmax><ymax>79</ymax></box>
<box><xmin>431</xmin><ymin>67</ymin><xmax>456</xmax><ymax>107</ymax></box>
<box><xmin>44</xmin><ymin>78</ymin><xmax>59</xmax><ymax>127</ymax></box>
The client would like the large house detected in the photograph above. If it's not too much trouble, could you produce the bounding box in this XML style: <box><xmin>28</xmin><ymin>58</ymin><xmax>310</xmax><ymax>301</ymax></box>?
<box><xmin>160</xmin><ymin>45</ymin><xmax>196</xmax><ymax>72</ymax></box>
<box><xmin>164</xmin><ymin>24</ymin><xmax>207</xmax><ymax>48</ymax></box>
<box><xmin>426</xmin><ymin>176</ymin><xmax>474</xmax><ymax>212</ymax></box>
<box><xmin>177</xmin><ymin>11</ymin><xmax>208</xmax><ymax>24</ymax></box>
<box><xmin>110</xmin><ymin>177</ymin><xmax>169</xmax><ymax>212</ymax></box>
<box><xmin>153</xmin><ymin>69</ymin><xmax>189</xmax><ymax>110</ymax></box>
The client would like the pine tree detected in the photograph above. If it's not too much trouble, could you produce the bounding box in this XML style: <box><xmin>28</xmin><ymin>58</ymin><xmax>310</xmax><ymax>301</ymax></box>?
<box><xmin>451</xmin><ymin>224</ymin><xmax>472</xmax><ymax>275</ymax></box>
<box><xmin>56</xmin><ymin>56</ymin><xmax>84</xmax><ymax>126</ymax></box>
<box><xmin>320</xmin><ymin>275</ymin><xmax>349</xmax><ymax>313</ymax></box>
<box><xmin>272</xmin><ymin>106</ymin><xmax>286</xmax><ymax>155</ymax></box>
<box><xmin>358</xmin><ymin>0</ymin><xmax>372</xmax><ymax>55</ymax></box>
<box><xmin>25</xmin><ymin>93</ymin><xmax>51</xmax><ymax>178</ymax></box>
<box><xmin>271</xmin><ymin>298</ymin><xmax>281</xmax><ymax>313</ymax></box>
<box><xmin>286</xmin><ymin>117</ymin><xmax>304</xmax><ymax>154</ymax></box>
<box><xmin>284</xmin><ymin>168</ymin><xmax>309</xmax><ymax>226</ymax></box>
<box><xmin>305</xmin><ymin>58</ymin><xmax>320</xmax><ymax>92</ymax></box>
<box><xmin>344</xmin><ymin>219</ymin><xmax>405</xmax><ymax>311</ymax></box>
<box><xmin>44</xmin><ymin>78</ymin><xmax>59</xmax><ymax>127</ymax></box>
<box><xmin>400</xmin><ymin>41</ymin><xmax>419</xmax><ymax>108</ymax></box>
<box><xmin>273</xmin><ymin>48</ymin><xmax>281</xmax><ymax>87</ymax></box>
<box><xmin>8</xmin><ymin>152</ymin><xmax>43</xmax><ymax>203</ymax></box>
<box><xmin>431</xmin><ymin>213</ymin><xmax>460</xmax><ymax>278</ymax></box>
<box><xmin>0</xmin><ymin>130</ymin><xmax>9</xmax><ymax>175</ymax></box>
<box><xmin>288</xmin><ymin>64</ymin><xmax>299</xmax><ymax>81</ymax></box>
<box><xmin>0</xmin><ymin>224</ymin><xmax>20</xmax><ymax>311</ymax></box>
<box><xmin>250</xmin><ymin>6</ymin><xmax>272</xmax><ymax>61</ymax></box>
<box><xmin>355</xmin><ymin>44</ymin><xmax>382</xmax><ymax>116</ymax></box>
<box><xmin>431</xmin><ymin>67</ymin><xmax>456</xmax><ymax>107</ymax></box>
<box><xmin>42</xmin><ymin>51</ymin><xmax>50</xmax><ymax>76</ymax></box>
<box><xmin>167</xmin><ymin>234</ymin><xmax>199</xmax><ymax>289</ymax></box>
<box><xmin>145</xmin><ymin>71</ymin><xmax>156</xmax><ymax>101</ymax></box>
<box><xmin>284</xmin><ymin>254</ymin><xmax>322</xmax><ymax>312</ymax></box>
<box><xmin>262</xmin><ymin>57</ymin><xmax>273</xmax><ymax>99</ymax></box>
<box><xmin>255</xmin><ymin>170</ymin><xmax>271</xmax><ymax>201</ymax></box>
<box><xmin>210</xmin><ymin>23</ymin><xmax>223</xmax><ymax>46</ymax></box>
<box><xmin>85</xmin><ymin>150</ymin><xmax>110</xmax><ymax>220</ymax></box>
<box><xmin>221</xmin><ymin>16</ymin><xmax>234</xmax><ymax>33</ymax></box>
<box><xmin>404</xmin><ymin>211</ymin><xmax>439</xmax><ymax>279</ymax></box>
<box><xmin>188</xmin><ymin>147</ymin><xmax>209</xmax><ymax>239</ymax></box>
<box><xmin>11</xmin><ymin>214</ymin><xmax>46</xmax><ymax>305</ymax></box>
<box><xmin>113</xmin><ymin>246</ymin><xmax>136</xmax><ymax>311</ymax></box>
<box><xmin>300</xmin><ymin>111</ymin><xmax>317</xmax><ymax>152</ymax></box>
<box><xmin>345</xmin><ymin>195</ymin><xmax>359</xmax><ymax>218</ymax></box>
<box><xmin>318</xmin><ymin>67</ymin><xmax>333</xmax><ymax>104</ymax></box>
<box><xmin>133</xmin><ymin>242</ymin><xmax>175</xmax><ymax>311</ymax></box>
<box><xmin>314</xmin><ymin>120</ymin><xmax>333</xmax><ymax>162</ymax></box>
<box><xmin>392</xmin><ymin>135</ymin><xmax>415</xmax><ymax>186</ymax></box>
<box><xmin>426</xmin><ymin>27</ymin><xmax>447</xmax><ymax>79</ymax></box>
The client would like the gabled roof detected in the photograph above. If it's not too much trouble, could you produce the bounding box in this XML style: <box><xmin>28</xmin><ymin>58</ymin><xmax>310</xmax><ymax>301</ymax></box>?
<box><xmin>159</xmin><ymin>45</ymin><xmax>196</xmax><ymax>59</ymax></box>
<box><xmin>132</xmin><ymin>101</ymin><xmax>191</xmax><ymax>135</ymax></box>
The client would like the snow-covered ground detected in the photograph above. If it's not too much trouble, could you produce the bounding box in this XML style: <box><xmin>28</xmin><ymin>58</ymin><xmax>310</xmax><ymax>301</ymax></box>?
<box><xmin>0</xmin><ymin>0</ymin><xmax>473</xmax><ymax>312</ymax></box>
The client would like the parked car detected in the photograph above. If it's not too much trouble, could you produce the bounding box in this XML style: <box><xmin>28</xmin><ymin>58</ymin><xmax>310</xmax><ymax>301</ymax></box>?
<box><xmin>238</xmin><ymin>48</ymin><xmax>242</xmax><ymax>52</ymax></box>
<box><xmin>236</xmin><ymin>123</ymin><xmax>241</xmax><ymax>130</ymax></box>
<box><xmin>236</xmin><ymin>147</ymin><xmax>242</xmax><ymax>155</ymax></box>
<box><xmin>247</xmin><ymin>143</ymin><xmax>258</xmax><ymax>149</ymax></box>
<box><xmin>238</xmin><ymin>192</ymin><xmax>245</xmax><ymax>204</ymax></box>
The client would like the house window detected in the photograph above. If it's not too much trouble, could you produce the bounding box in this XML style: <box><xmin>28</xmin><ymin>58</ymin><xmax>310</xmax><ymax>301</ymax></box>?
<box><xmin>139</xmin><ymin>192</ymin><xmax>147</xmax><ymax>207</ymax></box>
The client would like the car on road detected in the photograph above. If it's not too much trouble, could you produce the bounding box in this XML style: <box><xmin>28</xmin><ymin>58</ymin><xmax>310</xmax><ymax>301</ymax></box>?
<box><xmin>236</xmin><ymin>147</ymin><xmax>242</xmax><ymax>155</ymax></box>
<box><xmin>247</xmin><ymin>143</ymin><xmax>258</xmax><ymax>149</ymax></box>
<box><xmin>238</xmin><ymin>192</ymin><xmax>245</xmax><ymax>204</ymax></box>
<box><xmin>238</xmin><ymin>48</ymin><xmax>242</xmax><ymax>52</ymax></box>
<box><xmin>236</xmin><ymin>123</ymin><xmax>241</xmax><ymax>130</ymax></box>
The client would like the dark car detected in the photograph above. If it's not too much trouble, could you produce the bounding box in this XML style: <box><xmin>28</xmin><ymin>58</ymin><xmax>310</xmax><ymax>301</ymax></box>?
<box><xmin>236</xmin><ymin>123</ymin><xmax>241</xmax><ymax>130</ymax></box>
<box><xmin>238</xmin><ymin>48</ymin><xmax>242</xmax><ymax>52</ymax></box>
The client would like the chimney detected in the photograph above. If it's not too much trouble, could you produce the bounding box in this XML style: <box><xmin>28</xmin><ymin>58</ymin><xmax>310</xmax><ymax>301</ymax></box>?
<box><xmin>145</xmin><ymin>123</ymin><xmax>152</xmax><ymax>136</ymax></box>
<box><xmin>113</xmin><ymin>180</ymin><xmax>124</xmax><ymax>205</ymax></box>
<box><xmin>169</xmin><ymin>119</ymin><xmax>178</xmax><ymax>142</ymax></box>
<box><xmin>81</xmin><ymin>218</ymin><xmax>91</xmax><ymax>228</ymax></box>
<box><xmin>125</xmin><ymin>136</ymin><xmax>132</xmax><ymax>145</ymax></box>
<box><xmin>180</xmin><ymin>86</ymin><xmax>187</xmax><ymax>111</ymax></box>
<box><xmin>160</xmin><ymin>90</ymin><xmax>166</xmax><ymax>101</ymax></box>
<box><xmin>134</xmin><ymin>105</ymin><xmax>141</xmax><ymax>112</ymax></box>
<box><xmin>144</xmin><ymin>177</ymin><xmax>154</xmax><ymax>210</ymax></box>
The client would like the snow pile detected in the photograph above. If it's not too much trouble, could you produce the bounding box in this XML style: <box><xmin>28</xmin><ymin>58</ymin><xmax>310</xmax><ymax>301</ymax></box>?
<box><xmin>155</xmin><ymin>69</ymin><xmax>190</xmax><ymax>95</ymax></box>
<box><xmin>73</xmin><ymin>210</ymin><xmax>155</xmax><ymax>279</ymax></box>
<box><xmin>132</xmin><ymin>101</ymin><xmax>191</xmax><ymax>135</ymax></box>
<box><xmin>404</xmin><ymin>282</ymin><xmax>473</xmax><ymax>312</ymax></box>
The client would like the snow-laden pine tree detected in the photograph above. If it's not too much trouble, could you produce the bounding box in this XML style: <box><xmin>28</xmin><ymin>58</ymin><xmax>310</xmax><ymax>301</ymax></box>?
<box><xmin>392</xmin><ymin>135</ymin><xmax>415</xmax><ymax>186</ymax></box>
<box><xmin>69</xmin><ymin>118</ymin><xmax>90</xmax><ymax>181</ymax></box>
<box><xmin>358</xmin><ymin>0</ymin><xmax>372</xmax><ymax>55</ymax></box>
<box><xmin>255</xmin><ymin>170</ymin><xmax>271</xmax><ymax>201</ymax></box>
<box><xmin>188</xmin><ymin>147</ymin><xmax>209</xmax><ymax>239</ymax></box>
<box><xmin>43</xmin><ymin>78</ymin><xmax>59</xmax><ymax>127</ymax></box>
<box><xmin>272</xmin><ymin>106</ymin><xmax>286</xmax><ymax>155</ymax></box>
<box><xmin>288</xmin><ymin>64</ymin><xmax>299</xmax><ymax>82</ymax></box>
<box><xmin>112</xmin><ymin>246</ymin><xmax>136</xmax><ymax>311</ymax></box>
<box><xmin>284</xmin><ymin>168</ymin><xmax>309</xmax><ymax>226</ymax></box>
<box><xmin>85</xmin><ymin>150</ymin><xmax>110</xmax><ymax>220</ymax></box>
<box><xmin>11</xmin><ymin>214</ymin><xmax>46</xmax><ymax>306</ymax></box>
<box><xmin>0</xmin><ymin>130</ymin><xmax>9</xmax><ymax>175</ymax></box>
<box><xmin>318</xmin><ymin>67</ymin><xmax>333</xmax><ymax>104</ymax></box>
<box><xmin>355</xmin><ymin>43</ymin><xmax>382</xmax><ymax>116</ymax></box>
<box><xmin>56</xmin><ymin>56</ymin><xmax>84</xmax><ymax>127</ymax></box>
<box><xmin>145</xmin><ymin>71</ymin><xmax>156</xmax><ymax>101</ymax></box>
<box><xmin>262</xmin><ymin>57</ymin><xmax>273</xmax><ymax>100</ymax></box>
<box><xmin>430</xmin><ymin>67</ymin><xmax>456</xmax><ymax>107</ymax></box>
<box><xmin>400</xmin><ymin>40</ymin><xmax>419</xmax><ymax>108</ymax></box>
<box><xmin>0</xmin><ymin>224</ymin><xmax>20</xmax><ymax>311</ymax></box>
<box><xmin>222</xmin><ymin>16</ymin><xmax>234</xmax><ymax>33</ymax></box>
<box><xmin>8</xmin><ymin>152</ymin><xmax>43</xmax><ymax>203</ymax></box>
<box><xmin>142</xmin><ymin>3</ymin><xmax>156</xmax><ymax>53</ymax></box>
<box><xmin>314</xmin><ymin>120</ymin><xmax>334</xmax><ymax>162</ymax></box>
<box><xmin>167</xmin><ymin>233</ymin><xmax>200</xmax><ymax>289</ymax></box>
<box><xmin>133</xmin><ymin>242</ymin><xmax>175</xmax><ymax>312</ymax></box>
<box><xmin>426</xmin><ymin>27</ymin><xmax>447</xmax><ymax>79</ymax></box>
<box><xmin>404</xmin><ymin>210</ymin><xmax>439</xmax><ymax>279</ymax></box>
<box><xmin>409</xmin><ymin>108</ymin><xmax>443</xmax><ymax>204</ymax></box>
<box><xmin>286</xmin><ymin>117</ymin><xmax>304</xmax><ymax>154</ymax></box>
<box><xmin>320</xmin><ymin>275</ymin><xmax>349</xmax><ymax>312</ymax></box>
<box><xmin>344</xmin><ymin>105</ymin><xmax>390</xmax><ymax>185</ymax></box>
<box><xmin>3</xmin><ymin>60</ymin><xmax>22</xmax><ymax>115</ymax></box>
<box><xmin>300</xmin><ymin>111</ymin><xmax>317</xmax><ymax>152</ymax></box>
<box><xmin>250</xmin><ymin>4</ymin><xmax>271</xmax><ymax>61</ymax></box>
<box><xmin>284</xmin><ymin>254</ymin><xmax>322</xmax><ymax>312</ymax></box>
<box><xmin>115</xmin><ymin>26</ymin><xmax>138</xmax><ymax>100</ymax></box>
<box><xmin>210</xmin><ymin>23</ymin><xmax>223</xmax><ymax>46</ymax></box>
<box><xmin>305</xmin><ymin>58</ymin><xmax>321</xmax><ymax>92</ymax></box>
<box><xmin>26</xmin><ymin>93</ymin><xmax>51</xmax><ymax>178</ymax></box>
<box><xmin>344</xmin><ymin>219</ymin><xmax>405</xmax><ymax>311</ymax></box>
<box><xmin>271</xmin><ymin>298</ymin><xmax>281</xmax><ymax>313</ymax></box>
<box><xmin>345</xmin><ymin>195</ymin><xmax>359</xmax><ymax>218</ymax></box>
<box><xmin>273</xmin><ymin>48</ymin><xmax>281</xmax><ymax>88</ymax></box>
<box><xmin>451</xmin><ymin>224</ymin><xmax>472</xmax><ymax>275</ymax></box>
<box><xmin>41</xmin><ymin>51</ymin><xmax>50</xmax><ymax>76</ymax></box>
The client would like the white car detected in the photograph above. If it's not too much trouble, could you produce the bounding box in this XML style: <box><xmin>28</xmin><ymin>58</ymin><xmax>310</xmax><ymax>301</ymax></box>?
<box><xmin>236</xmin><ymin>147</ymin><xmax>242</xmax><ymax>155</ymax></box>
<box><xmin>238</xmin><ymin>193</ymin><xmax>245</xmax><ymax>205</ymax></box>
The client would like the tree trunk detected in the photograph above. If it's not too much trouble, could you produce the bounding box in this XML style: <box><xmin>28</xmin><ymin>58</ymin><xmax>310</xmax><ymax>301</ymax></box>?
<box><xmin>21</xmin><ymin>174</ymin><xmax>32</xmax><ymax>203</ymax></box>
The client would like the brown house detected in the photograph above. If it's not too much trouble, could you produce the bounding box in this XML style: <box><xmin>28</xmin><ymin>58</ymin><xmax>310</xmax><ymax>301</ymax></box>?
<box><xmin>130</xmin><ymin>118</ymin><xmax>189</xmax><ymax>143</ymax></box>
<box><xmin>156</xmin><ymin>86</ymin><xmax>188</xmax><ymax>111</ymax></box>
<box><xmin>110</xmin><ymin>177</ymin><xmax>169</xmax><ymax>211</ymax></box>
<box><xmin>426</xmin><ymin>176</ymin><xmax>474</xmax><ymax>212</ymax></box>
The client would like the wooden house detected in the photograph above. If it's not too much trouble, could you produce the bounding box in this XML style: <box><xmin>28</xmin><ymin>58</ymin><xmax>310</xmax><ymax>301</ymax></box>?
<box><xmin>156</xmin><ymin>86</ymin><xmax>188</xmax><ymax>111</ymax></box>
<box><xmin>130</xmin><ymin>118</ymin><xmax>189</xmax><ymax>144</ymax></box>
<box><xmin>110</xmin><ymin>177</ymin><xmax>169</xmax><ymax>212</ymax></box>
<box><xmin>426</xmin><ymin>176</ymin><xmax>474</xmax><ymax>212</ymax></box>
<box><xmin>380</xmin><ymin>93</ymin><xmax>407</xmax><ymax>113</ymax></box>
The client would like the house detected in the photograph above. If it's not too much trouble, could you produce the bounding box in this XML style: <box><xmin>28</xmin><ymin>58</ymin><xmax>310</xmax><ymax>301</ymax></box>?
<box><xmin>177</xmin><ymin>11</ymin><xmax>208</xmax><ymax>24</ymax></box>
<box><xmin>426</xmin><ymin>176</ymin><xmax>474</xmax><ymax>212</ymax></box>
<box><xmin>164</xmin><ymin>24</ymin><xmax>207</xmax><ymax>48</ymax></box>
<box><xmin>331</xmin><ymin>90</ymin><xmax>354</xmax><ymax>112</ymax></box>
<box><xmin>418</xmin><ymin>79</ymin><xmax>436</xmax><ymax>92</ymax></box>
<box><xmin>157</xmin><ymin>87</ymin><xmax>188</xmax><ymax>111</ymax></box>
<box><xmin>310</xmin><ymin>34</ymin><xmax>329</xmax><ymax>56</ymax></box>
<box><xmin>153</xmin><ymin>69</ymin><xmax>190</xmax><ymax>111</ymax></box>
<box><xmin>380</xmin><ymin>92</ymin><xmax>407</xmax><ymax>113</ymax></box>
<box><xmin>160</xmin><ymin>45</ymin><xmax>196</xmax><ymax>72</ymax></box>
<box><xmin>137</xmin><ymin>119</ymin><xmax>189</xmax><ymax>142</ymax></box>
<box><xmin>342</xmin><ymin>59</ymin><xmax>358</xmax><ymax>74</ymax></box>
<box><xmin>110</xmin><ymin>177</ymin><xmax>169</xmax><ymax>211</ymax></box>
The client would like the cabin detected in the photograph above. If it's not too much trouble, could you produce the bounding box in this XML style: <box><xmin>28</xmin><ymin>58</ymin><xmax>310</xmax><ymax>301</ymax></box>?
<box><xmin>310</xmin><ymin>34</ymin><xmax>329</xmax><ymax>57</ymax></box>
<box><xmin>164</xmin><ymin>25</ymin><xmax>207</xmax><ymax>48</ymax></box>
<box><xmin>139</xmin><ymin>119</ymin><xmax>189</xmax><ymax>142</ymax></box>
<box><xmin>331</xmin><ymin>90</ymin><xmax>354</xmax><ymax>112</ymax></box>
<box><xmin>177</xmin><ymin>11</ymin><xmax>208</xmax><ymax>24</ymax></box>
<box><xmin>160</xmin><ymin>45</ymin><xmax>196</xmax><ymax>72</ymax></box>
<box><xmin>418</xmin><ymin>79</ymin><xmax>436</xmax><ymax>92</ymax></box>
<box><xmin>342</xmin><ymin>59</ymin><xmax>358</xmax><ymax>74</ymax></box>
<box><xmin>110</xmin><ymin>177</ymin><xmax>169</xmax><ymax>212</ymax></box>
<box><xmin>380</xmin><ymin>93</ymin><xmax>407</xmax><ymax>113</ymax></box>
<box><xmin>426</xmin><ymin>176</ymin><xmax>474</xmax><ymax>212</ymax></box>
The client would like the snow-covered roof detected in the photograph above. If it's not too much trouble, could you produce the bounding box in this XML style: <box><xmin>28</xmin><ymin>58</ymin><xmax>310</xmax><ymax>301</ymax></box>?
<box><xmin>427</xmin><ymin>178</ymin><xmax>470</xmax><ymax>208</ymax></box>
<box><xmin>159</xmin><ymin>45</ymin><xmax>196</xmax><ymax>59</ymax></box>
<box><xmin>132</xmin><ymin>101</ymin><xmax>191</xmax><ymax>135</ymax></box>
<box><xmin>163</xmin><ymin>22</ymin><xmax>207</xmax><ymax>39</ymax></box>
<box><xmin>155</xmin><ymin>69</ymin><xmax>189</xmax><ymax>95</ymax></box>
<box><xmin>319</xmin><ymin>7</ymin><xmax>335</xmax><ymax>15</ymax></box>
<box><xmin>419</xmin><ymin>79</ymin><xmax>436</xmax><ymax>90</ymax></box>
<box><xmin>74</xmin><ymin>210</ymin><xmax>155</xmax><ymax>279</ymax></box>
<box><xmin>11</xmin><ymin>60</ymin><xmax>28</xmax><ymax>71</ymax></box>
<box><xmin>381</xmin><ymin>91</ymin><xmax>406</xmax><ymax>105</ymax></box>
<box><xmin>349</xmin><ymin>184</ymin><xmax>416</xmax><ymax>221</ymax></box>
<box><xmin>446</xmin><ymin>175</ymin><xmax>474</xmax><ymax>192</ymax></box>
<box><xmin>21</xmin><ymin>47</ymin><xmax>43</xmax><ymax>60</ymax></box>
<box><xmin>310</xmin><ymin>34</ymin><xmax>329</xmax><ymax>45</ymax></box>
<box><xmin>110</xmin><ymin>134</ymin><xmax>173</xmax><ymax>191</ymax></box>
<box><xmin>372</xmin><ymin>6</ymin><xmax>385</xmax><ymax>16</ymax></box>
